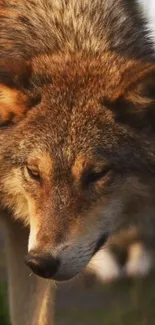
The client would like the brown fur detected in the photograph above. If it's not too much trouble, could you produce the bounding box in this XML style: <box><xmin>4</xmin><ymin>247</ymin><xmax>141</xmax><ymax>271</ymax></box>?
<box><xmin>1</xmin><ymin>1</ymin><xmax>155</xmax><ymax>324</ymax></box>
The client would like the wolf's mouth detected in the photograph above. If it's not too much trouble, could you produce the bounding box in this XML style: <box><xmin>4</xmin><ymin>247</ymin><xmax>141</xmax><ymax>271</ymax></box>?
<box><xmin>26</xmin><ymin>234</ymin><xmax>109</xmax><ymax>281</ymax></box>
<box><xmin>93</xmin><ymin>233</ymin><xmax>108</xmax><ymax>255</ymax></box>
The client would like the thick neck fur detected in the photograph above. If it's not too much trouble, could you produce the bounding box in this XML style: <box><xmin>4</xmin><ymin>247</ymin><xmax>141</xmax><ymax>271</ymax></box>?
<box><xmin>0</xmin><ymin>0</ymin><xmax>154</xmax><ymax>60</ymax></box>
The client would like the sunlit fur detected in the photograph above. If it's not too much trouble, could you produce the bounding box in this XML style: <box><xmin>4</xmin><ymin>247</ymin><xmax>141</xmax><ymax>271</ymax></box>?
<box><xmin>1</xmin><ymin>0</ymin><xmax>155</xmax><ymax>296</ymax></box>
<box><xmin>1</xmin><ymin>1</ymin><xmax>155</xmax><ymax>324</ymax></box>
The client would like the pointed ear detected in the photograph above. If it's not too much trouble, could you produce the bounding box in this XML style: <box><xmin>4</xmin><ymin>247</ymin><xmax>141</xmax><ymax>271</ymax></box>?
<box><xmin>104</xmin><ymin>65</ymin><xmax>155</xmax><ymax>130</ymax></box>
<box><xmin>0</xmin><ymin>60</ymin><xmax>41</xmax><ymax>126</ymax></box>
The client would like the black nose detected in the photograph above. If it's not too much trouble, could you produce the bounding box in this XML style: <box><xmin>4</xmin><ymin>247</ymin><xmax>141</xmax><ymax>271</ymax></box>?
<box><xmin>25</xmin><ymin>251</ymin><xmax>60</xmax><ymax>279</ymax></box>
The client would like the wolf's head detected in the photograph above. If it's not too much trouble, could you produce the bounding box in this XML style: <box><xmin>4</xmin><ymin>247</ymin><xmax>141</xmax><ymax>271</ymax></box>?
<box><xmin>1</xmin><ymin>54</ymin><xmax>155</xmax><ymax>280</ymax></box>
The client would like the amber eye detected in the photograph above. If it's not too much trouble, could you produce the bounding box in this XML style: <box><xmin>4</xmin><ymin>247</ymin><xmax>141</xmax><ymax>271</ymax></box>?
<box><xmin>83</xmin><ymin>166</ymin><xmax>110</xmax><ymax>186</ymax></box>
<box><xmin>26</xmin><ymin>165</ymin><xmax>41</xmax><ymax>181</ymax></box>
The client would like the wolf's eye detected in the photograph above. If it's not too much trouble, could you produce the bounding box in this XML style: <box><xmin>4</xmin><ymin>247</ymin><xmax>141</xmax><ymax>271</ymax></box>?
<box><xmin>26</xmin><ymin>166</ymin><xmax>41</xmax><ymax>181</ymax></box>
<box><xmin>83</xmin><ymin>166</ymin><xmax>110</xmax><ymax>186</ymax></box>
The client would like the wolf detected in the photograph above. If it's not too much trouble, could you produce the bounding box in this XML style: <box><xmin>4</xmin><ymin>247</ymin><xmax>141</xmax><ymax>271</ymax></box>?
<box><xmin>1</xmin><ymin>0</ymin><xmax>155</xmax><ymax>324</ymax></box>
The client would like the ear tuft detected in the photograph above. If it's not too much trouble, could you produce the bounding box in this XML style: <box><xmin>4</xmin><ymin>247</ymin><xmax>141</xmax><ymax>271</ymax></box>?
<box><xmin>0</xmin><ymin>85</ymin><xmax>30</xmax><ymax>125</ymax></box>
<box><xmin>0</xmin><ymin>60</ymin><xmax>41</xmax><ymax>126</ymax></box>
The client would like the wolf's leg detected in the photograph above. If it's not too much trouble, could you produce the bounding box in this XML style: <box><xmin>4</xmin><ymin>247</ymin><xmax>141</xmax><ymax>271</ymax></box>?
<box><xmin>3</xmin><ymin>216</ymin><xmax>54</xmax><ymax>325</ymax></box>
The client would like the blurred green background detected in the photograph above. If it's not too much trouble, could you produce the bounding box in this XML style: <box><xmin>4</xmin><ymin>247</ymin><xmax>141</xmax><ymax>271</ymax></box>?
<box><xmin>1</xmin><ymin>272</ymin><xmax>155</xmax><ymax>325</ymax></box>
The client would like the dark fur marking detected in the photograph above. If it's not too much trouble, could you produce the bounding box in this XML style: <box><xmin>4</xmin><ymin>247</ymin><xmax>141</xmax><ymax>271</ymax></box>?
<box><xmin>18</xmin><ymin>16</ymin><xmax>30</xmax><ymax>25</ymax></box>
<box><xmin>93</xmin><ymin>234</ymin><xmax>108</xmax><ymax>255</ymax></box>
<box><xmin>31</xmin><ymin>74</ymin><xmax>52</xmax><ymax>87</ymax></box>
<box><xmin>28</xmin><ymin>93</ymin><xmax>42</xmax><ymax>108</ymax></box>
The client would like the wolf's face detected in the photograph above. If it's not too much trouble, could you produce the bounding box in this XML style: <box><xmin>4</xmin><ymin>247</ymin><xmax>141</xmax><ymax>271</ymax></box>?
<box><xmin>1</xmin><ymin>55</ymin><xmax>155</xmax><ymax>280</ymax></box>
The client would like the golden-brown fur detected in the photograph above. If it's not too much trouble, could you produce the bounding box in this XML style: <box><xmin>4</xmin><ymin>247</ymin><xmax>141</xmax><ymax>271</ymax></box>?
<box><xmin>1</xmin><ymin>0</ymin><xmax>155</xmax><ymax>324</ymax></box>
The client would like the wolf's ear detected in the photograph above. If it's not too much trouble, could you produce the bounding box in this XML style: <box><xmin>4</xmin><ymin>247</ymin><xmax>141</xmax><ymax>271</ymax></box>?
<box><xmin>0</xmin><ymin>60</ymin><xmax>40</xmax><ymax>126</ymax></box>
<box><xmin>104</xmin><ymin>66</ymin><xmax>155</xmax><ymax>130</ymax></box>
<box><xmin>0</xmin><ymin>85</ymin><xmax>30</xmax><ymax>125</ymax></box>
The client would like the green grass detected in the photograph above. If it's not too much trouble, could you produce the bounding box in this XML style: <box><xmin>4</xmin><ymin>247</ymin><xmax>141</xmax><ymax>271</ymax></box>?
<box><xmin>0</xmin><ymin>283</ymin><xmax>10</xmax><ymax>325</ymax></box>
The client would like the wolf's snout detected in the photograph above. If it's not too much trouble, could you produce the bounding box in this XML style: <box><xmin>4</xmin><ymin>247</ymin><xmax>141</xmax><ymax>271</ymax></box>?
<box><xmin>25</xmin><ymin>251</ymin><xmax>60</xmax><ymax>279</ymax></box>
